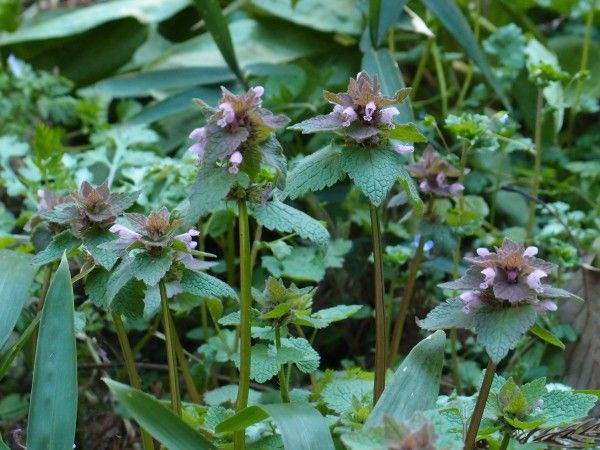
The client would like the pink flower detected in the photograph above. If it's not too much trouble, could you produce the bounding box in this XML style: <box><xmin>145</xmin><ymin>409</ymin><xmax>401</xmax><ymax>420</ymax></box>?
<box><xmin>188</xmin><ymin>142</ymin><xmax>206</xmax><ymax>158</ymax></box>
<box><xmin>363</xmin><ymin>101</ymin><xmax>376</xmax><ymax>122</ymax></box>
<box><xmin>419</xmin><ymin>180</ymin><xmax>430</xmax><ymax>192</ymax></box>
<box><xmin>175</xmin><ymin>228</ymin><xmax>200</xmax><ymax>251</ymax></box>
<box><xmin>449</xmin><ymin>183</ymin><xmax>464</xmax><ymax>195</ymax></box>
<box><xmin>480</xmin><ymin>267</ymin><xmax>496</xmax><ymax>289</ymax></box>
<box><xmin>38</xmin><ymin>189</ymin><xmax>49</xmax><ymax>210</ymax></box>
<box><xmin>189</xmin><ymin>127</ymin><xmax>207</xmax><ymax>141</ymax></box>
<box><xmin>380</xmin><ymin>106</ymin><xmax>399</xmax><ymax>128</ymax></box>
<box><xmin>526</xmin><ymin>269</ymin><xmax>547</xmax><ymax>292</ymax></box>
<box><xmin>476</xmin><ymin>248</ymin><xmax>490</xmax><ymax>256</ymax></box>
<box><xmin>393</xmin><ymin>143</ymin><xmax>414</xmax><ymax>154</ymax></box>
<box><xmin>459</xmin><ymin>292</ymin><xmax>483</xmax><ymax>313</ymax></box>
<box><xmin>217</xmin><ymin>102</ymin><xmax>235</xmax><ymax>127</ymax></box>
<box><xmin>334</xmin><ymin>105</ymin><xmax>357</xmax><ymax>127</ymax></box>
<box><xmin>228</xmin><ymin>151</ymin><xmax>243</xmax><ymax>174</ymax></box>
<box><xmin>252</xmin><ymin>86</ymin><xmax>264</xmax><ymax>98</ymax></box>
<box><xmin>109</xmin><ymin>224</ymin><xmax>142</xmax><ymax>241</ymax></box>
<box><xmin>524</xmin><ymin>246</ymin><xmax>538</xmax><ymax>257</ymax></box>
<box><xmin>536</xmin><ymin>300</ymin><xmax>557</xmax><ymax>312</ymax></box>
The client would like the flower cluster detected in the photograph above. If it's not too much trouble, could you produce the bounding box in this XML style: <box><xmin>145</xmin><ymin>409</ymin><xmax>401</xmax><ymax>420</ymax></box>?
<box><xmin>442</xmin><ymin>239</ymin><xmax>561</xmax><ymax>313</ymax></box>
<box><xmin>188</xmin><ymin>86</ymin><xmax>289</xmax><ymax>176</ymax></box>
<box><xmin>254</xmin><ymin>277</ymin><xmax>315</xmax><ymax>326</ymax></box>
<box><xmin>109</xmin><ymin>207</ymin><xmax>213</xmax><ymax>271</ymax></box>
<box><xmin>406</xmin><ymin>146</ymin><xmax>464</xmax><ymax>197</ymax></box>
<box><xmin>290</xmin><ymin>72</ymin><xmax>413</xmax><ymax>149</ymax></box>
<box><xmin>38</xmin><ymin>181</ymin><xmax>139</xmax><ymax>236</ymax></box>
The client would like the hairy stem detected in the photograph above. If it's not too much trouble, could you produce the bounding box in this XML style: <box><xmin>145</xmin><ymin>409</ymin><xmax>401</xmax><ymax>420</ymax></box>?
<box><xmin>234</xmin><ymin>201</ymin><xmax>252</xmax><ymax>450</ymax></box>
<box><xmin>112</xmin><ymin>313</ymin><xmax>154</xmax><ymax>450</ymax></box>
<box><xmin>369</xmin><ymin>202</ymin><xmax>386</xmax><ymax>402</ymax></box>
<box><xmin>225</xmin><ymin>225</ymin><xmax>236</xmax><ymax>287</ymax></box>
<box><xmin>173</xmin><ymin>328</ymin><xmax>201</xmax><ymax>404</ymax></box>
<box><xmin>159</xmin><ymin>279</ymin><xmax>181</xmax><ymax>415</ymax></box>
<box><xmin>464</xmin><ymin>360</ymin><xmax>497</xmax><ymax>449</ymax></box>
<box><xmin>275</xmin><ymin>327</ymin><xmax>290</xmax><ymax>403</ymax></box>
<box><xmin>527</xmin><ymin>88</ymin><xmax>544</xmax><ymax>239</ymax></box>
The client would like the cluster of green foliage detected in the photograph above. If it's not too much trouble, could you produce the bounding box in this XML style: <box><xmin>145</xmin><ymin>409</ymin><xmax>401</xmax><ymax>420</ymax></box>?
<box><xmin>0</xmin><ymin>0</ymin><xmax>599</xmax><ymax>449</ymax></box>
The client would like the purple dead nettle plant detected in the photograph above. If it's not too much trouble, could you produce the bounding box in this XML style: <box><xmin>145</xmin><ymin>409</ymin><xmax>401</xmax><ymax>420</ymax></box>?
<box><xmin>419</xmin><ymin>238</ymin><xmax>580</xmax><ymax>448</ymax></box>
<box><xmin>287</xmin><ymin>71</ymin><xmax>427</xmax><ymax>402</ymax></box>
<box><xmin>406</xmin><ymin>146</ymin><xmax>465</xmax><ymax>197</ymax></box>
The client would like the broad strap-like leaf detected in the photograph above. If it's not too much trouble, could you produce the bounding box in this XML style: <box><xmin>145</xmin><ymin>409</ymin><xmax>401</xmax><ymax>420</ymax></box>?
<box><xmin>192</xmin><ymin>0</ymin><xmax>245</xmax><ymax>84</ymax></box>
<box><xmin>250</xmin><ymin>197</ymin><xmax>330</xmax><ymax>247</ymax></box>
<box><xmin>365</xmin><ymin>330</ymin><xmax>445</xmax><ymax>428</ymax></box>
<box><xmin>529</xmin><ymin>322</ymin><xmax>565</xmax><ymax>350</ymax></box>
<box><xmin>216</xmin><ymin>403</ymin><xmax>335</xmax><ymax>450</ymax></box>
<box><xmin>340</xmin><ymin>145</ymin><xmax>405</xmax><ymax>206</ymax></box>
<box><xmin>283</xmin><ymin>143</ymin><xmax>345</xmax><ymax>200</ymax></box>
<box><xmin>180</xmin><ymin>269</ymin><xmax>238</xmax><ymax>299</ymax></box>
<box><xmin>104</xmin><ymin>379</ymin><xmax>213</xmax><ymax>449</ymax></box>
<box><xmin>420</xmin><ymin>0</ymin><xmax>510</xmax><ymax>109</ymax></box>
<box><xmin>0</xmin><ymin>250</ymin><xmax>36</xmax><ymax>349</ymax></box>
<box><xmin>375</xmin><ymin>0</ymin><xmax>410</xmax><ymax>47</ymax></box>
<box><xmin>27</xmin><ymin>254</ymin><xmax>77</xmax><ymax>450</ymax></box>
<box><xmin>32</xmin><ymin>230</ymin><xmax>81</xmax><ymax>266</ymax></box>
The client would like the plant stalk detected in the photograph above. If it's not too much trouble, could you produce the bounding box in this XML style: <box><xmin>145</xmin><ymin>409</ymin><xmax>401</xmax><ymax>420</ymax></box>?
<box><xmin>112</xmin><ymin>313</ymin><xmax>154</xmax><ymax>450</ymax></box>
<box><xmin>275</xmin><ymin>327</ymin><xmax>290</xmax><ymax>403</ymax></box>
<box><xmin>464</xmin><ymin>359</ymin><xmax>497</xmax><ymax>449</ymax></box>
<box><xmin>173</xmin><ymin>327</ymin><xmax>202</xmax><ymax>404</ymax></box>
<box><xmin>234</xmin><ymin>201</ymin><xmax>252</xmax><ymax>450</ymax></box>
<box><xmin>499</xmin><ymin>430</ymin><xmax>511</xmax><ymax>450</ymax></box>
<box><xmin>159</xmin><ymin>279</ymin><xmax>181</xmax><ymax>415</ymax></box>
<box><xmin>526</xmin><ymin>88</ymin><xmax>544</xmax><ymax>239</ymax></box>
<box><xmin>369</xmin><ymin>202</ymin><xmax>386</xmax><ymax>402</ymax></box>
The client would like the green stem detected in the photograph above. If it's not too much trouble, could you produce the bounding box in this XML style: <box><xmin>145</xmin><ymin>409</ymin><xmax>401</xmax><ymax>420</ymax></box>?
<box><xmin>275</xmin><ymin>327</ymin><xmax>290</xmax><ymax>403</ymax></box>
<box><xmin>234</xmin><ymin>201</ymin><xmax>252</xmax><ymax>450</ymax></box>
<box><xmin>449</xmin><ymin>327</ymin><xmax>462</xmax><ymax>394</ymax></box>
<box><xmin>431</xmin><ymin>40</ymin><xmax>448</xmax><ymax>117</ymax></box>
<box><xmin>464</xmin><ymin>360</ymin><xmax>497</xmax><ymax>450</ymax></box>
<box><xmin>369</xmin><ymin>202</ymin><xmax>386</xmax><ymax>402</ymax></box>
<box><xmin>173</xmin><ymin>327</ymin><xmax>202</xmax><ymax>404</ymax></box>
<box><xmin>226</xmin><ymin>225</ymin><xmax>236</xmax><ymax>287</ymax></box>
<box><xmin>159</xmin><ymin>280</ymin><xmax>181</xmax><ymax>415</ymax></box>
<box><xmin>526</xmin><ymin>88</ymin><xmax>544</xmax><ymax>239</ymax></box>
<box><xmin>112</xmin><ymin>313</ymin><xmax>154</xmax><ymax>450</ymax></box>
<box><xmin>566</xmin><ymin>0</ymin><xmax>595</xmax><ymax>147</ymax></box>
<box><xmin>410</xmin><ymin>40</ymin><xmax>432</xmax><ymax>101</ymax></box>
<box><xmin>456</xmin><ymin>0</ymin><xmax>480</xmax><ymax>108</ymax></box>
<box><xmin>499</xmin><ymin>430</ymin><xmax>511</xmax><ymax>450</ymax></box>
<box><xmin>388</xmin><ymin>234</ymin><xmax>426</xmax><ymax>367</ymax></box>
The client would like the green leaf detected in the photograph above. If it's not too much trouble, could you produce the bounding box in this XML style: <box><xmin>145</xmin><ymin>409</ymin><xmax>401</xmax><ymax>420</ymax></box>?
<box><xmin>368</xmin><ymin>0</ymin><xmax>382</xmax><ymax>47</ymax></box>
<box><xmin>216</xmin><ymin>403</ymin><xmax>335</xmax><ymax>450</ymax></box>
<box><xmin>375</xmin><ymin>0</ymin><xmax>409</xmax><ymax>47</ymax></box>
<box><xmin>186</xmin><ymin>164</ymin><xmax>247</xmax><ymax>225</ymax></box>
<box><xmin>27</xmin><ymin>255</ymin><xmax>77</xmax><ymax>450</ymax></box>
<box><xmin>250</xmin><ymin>197</ymin><xmax>330</xmax><ymax>247</ymax></box>
<box><xmin>420</xmin><ymin>0</ymin><xmax>509</xmax><ymax>109</ymax></box>
<box><xmin>529</xmin><ymin>323</ymin><xmax>565</xmax><ymax>350</ymax></box>
<box><xmin>261</xmin><ymin>135</ymin><xmax>288</xmax><ymax>189</ymax></box>
<box><xmin>0</xmin><ymin>434</ymin><xmax>7</xmax><ymax>450</ymax></box>
<box><xmin>283</xmin><ymin>144</ymin><xmax>345</xmax><ymax>200</ymax></box>
<box><xmin>82</xmin><ymin>228</ymin><xmax>119</xmax><ymax>270</ymax></box>
<box><xmin>104</xmin><ymin>379</ymin><xmax>212</xmax><ymax>449</ymax></box>
<box><xmin>361</xmin><ymin>48</ymin><xmax>412</xmax><ymax>122</ymax></box>
<box><xmin>341</xmin><ymin>428</ymin><xmax>386</xmax><ymax>450</ymax></box>
<box><xmin>192</xmin><ymin>0</ymin><xmax>244</xmax><ymax>83</ymax></box>
<box><xmin>0</xmin><ymin>250</ymin><xmax>36</xmax><ymax>349</ymax></box>
<box><xmin>419</xmin><ymin>300</ymin><xmax>538</xmax><ymax>363</ymax></box>
<box><xmin>111</xmin><ymin>279</ymin><xmax>146</xmax><ymax>320</ymax></box>
<box><xmin>498</xmin><ymin>378</ymin><xmax>528</xmax><ymax>416</ymax></box>
<box><xmin>180</xmin><ymin>269</ymin><xmax>238</xmax><ymax>299</ymax></box>
<box><xmin>397</xmin><ymin>169</ymin><xmax>424</xmax><ymax>215</ymax></box>
<box><xmin>365</xmin><ymin>330</ymin><xmax>446</xmax><ymax>427</ymax></box>
<box><xmin>541</xmin><ymin>390</ymin><xmax>598</xmax><ymax>428</ymax></box>
<box><xmin>387</xmin><ymin>123</ymin><xmax>427</xmax><ymax>142</ymax></box>
<box><xmin>322</xmin><ymin>378</ymin><xmax>372</xmax><ymax>415</ymax></box>
<box><xmin>32</xmin><ymin>230</ymin><xmax>81</xmax><ymax>266</ymax></box>
<box><xmin>340</xmin><ymin>146</ymin><xmax>405</xmax><ymax>206</ymax></box>
<box><xmin>131</xmin><ymin>251</ymin><xmax>173</xmax><ymax>286</ymax></box>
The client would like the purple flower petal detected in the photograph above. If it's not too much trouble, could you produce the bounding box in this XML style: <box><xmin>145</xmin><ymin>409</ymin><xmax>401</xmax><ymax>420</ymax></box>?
<box><xmin>480</xmin><ymin>267</ymin><xmax>496</xmax><ymax>289</ymax></box>
<box><xmin>393</xmin><ymin>143</ymin><xmax>414</xmax><ymax>154</ymax></box>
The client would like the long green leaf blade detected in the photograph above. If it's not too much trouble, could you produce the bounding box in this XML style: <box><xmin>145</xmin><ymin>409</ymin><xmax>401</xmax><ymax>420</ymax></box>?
<box><xmin>365</xmin><ymin>330</ymin><xmax>446</xmax><ymax>428</ymax></box>
<box><xmin>529</xmin><ymin>323</ymin><xmax>565</xmax><ymax>350</ymax></box>
<box><xmin>27</xmin><ymin>254</ymin><xmax>77</xmax><ymax>450</ymax></box>
<box><xmin>104</xmin><ymin>379</ymin><xmax>213</xmax><ymax>450</ymax></box>
<box><xmin>216</xmin><ymin>402</ymin><xmax>335</xmax><ymax>450</ymax></box>
<box><xmin>376</xmin><ymin>0</ymin><xmax>409</xmax><ymax>46</ymax></box>
<box><xmin>368</xmin><ymin>0</ymin><xmax>382</xmax><ymax>47</ymax></box>
<box><xmin>0</xmin><ymin>250</ymin><xmax>36</xmax><ymax>349</ymax></box>
<box><xmin>192</xmin><ymin>0</ymin><xmax>245</xmax><ymax>84</ymax></box>
<box><xmin>420</xmin><ymin>0</ymin><xmax>509</xmax><ymax>109</ymax></box>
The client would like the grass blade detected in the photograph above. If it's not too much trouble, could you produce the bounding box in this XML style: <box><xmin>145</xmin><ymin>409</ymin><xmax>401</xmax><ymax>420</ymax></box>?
<box><xmin>104</xmin><ymin>379</ymin><xmax>213</xmax><ymax>449</ymax></box>
<box><xmin>216</xmin><ymin>402</ymin><xmax>335</xmax><ymax>450</ymax></box>
<box><xmin>192</xmin><ymin>0</ymin><xmax>245</xmax><ymax>85</ymax></box>
<box><xmin>375</xmin><ymin>0</ymin><xmax>410</xmax><ymax>47</ymax></box>
<box><xmin>0</xmin><ymin>250</ymin><xmax>37</xmax><ymax>350</ymax></box>
<box><xmin>27</xmin><ymin>254</ymin><xmax>77</xmax><ymax>450</ymax></box>
<box><xmin>368</xmin><ymin>0</ymin><xmax>382</xmax><ymax>47</ymax></box>
<box><xmin>529</xmin><ymin>322</ymin><xmax>565</xmax><ymax>350</ymax></box>
<box><xmin>365</xmin><ymin>330</ymin><xmax>446</xmax><ymax>428</ymax></box>
<box><xmin>420</xmin><ymin>0</ymin><xmax>510</xmax><ymax>109</ymax></box>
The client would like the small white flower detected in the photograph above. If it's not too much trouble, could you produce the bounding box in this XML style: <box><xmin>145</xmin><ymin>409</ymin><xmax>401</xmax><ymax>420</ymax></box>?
<box><xmin>392</xmin><ymin>143</ymin><xmax>414</xmax><ymax>154</ymax></box>
<box><xmin>524</xmin><ymin>246</ymin><xmax>539</xmax><ymax>257</ymax></box>
<box><xmin>228</xmin><ymin>151</ymin><xmax>243</xmax><ymax>174</ymax></box>
<box><xmin>476</xmin><ymin>248</ymin><xmax>490</xmax><ymax>256</ymax></box>
<box><xmin>480</xmin><ymin>267</ymin><xmax>496</xmax><ymax>289</ymax></box>
<box><xmin>217</xmin><ymin>102</ymin><xmax>235</xmax><ymax>127</ymax></box>
<box><xmin>175</xmin><ymin>228</ymin><xmax>200</xmax><ymax>250</ymax></box>
<box><xmin>109</xmin><ymin>224</ymin><xmax>142</xmax><ymax>240</ymax></box>
<box><xmin>380</xmin><ymin>106</ymin><xmax>399</xmax><ymax>128</ymax></box>
<box><xmin>363</xmin><ymin>101</ymin><xmax>376</xmax><ymax>122</ymax></box>
<box><xmin>526</xmin><ymin>269</ymin><xmax>547</xmax><ymax>292</ymax></box>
